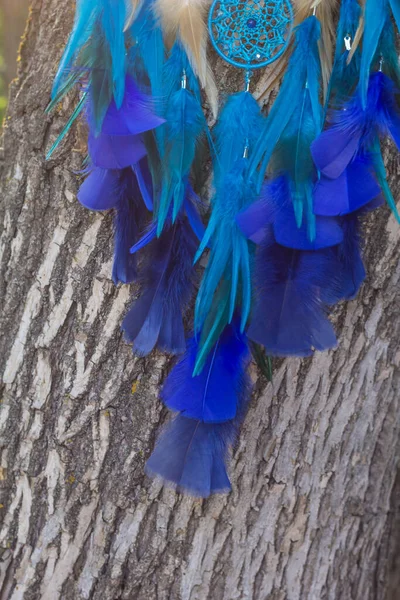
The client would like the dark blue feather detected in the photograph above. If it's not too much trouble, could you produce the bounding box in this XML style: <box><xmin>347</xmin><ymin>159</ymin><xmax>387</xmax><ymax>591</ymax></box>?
<box><xmin>248</xmin><ymin>239</ymin><xmax>338</xmax><ymax>357</ymax></box>
<box><xmin>322</xmin><ymin>215</ymin><xmax>366</xmax><ymax>305</ymax></box>
<box><xmin>122</xmin><ymin>201</ymin><xmax>199</xmax><ymax>355</ymax></box>
<box><xmin>112</xmin><ymin>169</ymin><xmax>150</xmax><ymax>285</ymax></box>
<box><xmin>313</xmin><ymin>157</ymin><xmax>381</xmax><ymax>216</ymax></box>
<box><xmin>146</xmin><ymin>416</ymin><xmax>233</xmax><ymax>497</ymax></box>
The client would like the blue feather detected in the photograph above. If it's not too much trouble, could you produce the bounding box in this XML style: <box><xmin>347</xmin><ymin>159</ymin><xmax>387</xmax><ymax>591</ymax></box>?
<box><xmin>359</xmin><ymin>0</ymin><xmax>400</xmax><ymax>106</ymax></box>
<box><xmin>378</xmin><ymin>19</ymin><xmax>400</xmax><ymax>89</ymax></box>
<box><xmin>325</xmin><ymin>0</ymin><xmax>361</xmax><ymax>110</ymax></box>
<box><xmin>52</xmin><ymin>0</ymin><xmax>98</xmax><ymax>98</ymax></box>
<box><xmin>129</xmin><ymin>1</ymin><xmax>165</xmax><ymax>99</ymax></box>
<box><xmin>359</xmin><ymin>0</ymin><xmax>389</xmax><ymax>107</ymax></box>
<box><xmin>212</xmin><ymin>91</ymin><xmax>266</xmax><ymax>185</ymax></box>
<box><xmin>194</xmin><ymin>159</ymin><xmax>256</xmax><ymax>330</ymax></box>
<box><xmin>162</xmin><ymin>324</ymin><xmax>250</xmax><ymax>423</ymax></box>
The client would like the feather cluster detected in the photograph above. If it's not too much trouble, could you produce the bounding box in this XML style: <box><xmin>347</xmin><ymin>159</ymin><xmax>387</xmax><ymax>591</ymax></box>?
<box><xmin>146</xmin><ymin>322</ymin><xmax>252</xmax><ymax>497</ymax></box>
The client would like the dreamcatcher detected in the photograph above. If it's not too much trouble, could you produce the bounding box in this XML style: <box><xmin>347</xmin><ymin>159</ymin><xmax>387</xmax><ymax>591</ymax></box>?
<box><xmin>48</xmin><ymin>0</ymin><xmax>400</xmax><ymax>497</ymax></box>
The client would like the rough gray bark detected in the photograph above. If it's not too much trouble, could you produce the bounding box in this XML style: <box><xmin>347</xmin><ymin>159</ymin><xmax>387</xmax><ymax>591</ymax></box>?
<box><xmin>0</xmin><ymin>1</ymin><xmax>400</xmax><ymax>599</ymax></box>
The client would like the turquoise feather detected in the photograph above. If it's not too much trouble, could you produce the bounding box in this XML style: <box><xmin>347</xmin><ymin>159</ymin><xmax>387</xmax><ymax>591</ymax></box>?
<box><xmin>51</xmin><ymin>0</ymin><xmax>128</xmax><ymax>132</ymax></box>
<box><xmin>359</xmin><ymin>0</ymin><xmax>400</xmax><ymax>107</ymax></box>
<box><xmin>325</xmin><ymin>0</ymin><xmax>361</xmax><ymax>110</ymax></box>
<box><xmin>193</xmin><ymin>92</ymin><xmax>264</xmax><ymax>375</ymax></box>
<box><xmin>156</xmin><ymin>45</ymin><xmax>206</xmax><ymax>235</ymax></box>
<box><xmin>250</xmin><ymin>16</ymin><xmax>322</xmax><ymax>240</ymax></box>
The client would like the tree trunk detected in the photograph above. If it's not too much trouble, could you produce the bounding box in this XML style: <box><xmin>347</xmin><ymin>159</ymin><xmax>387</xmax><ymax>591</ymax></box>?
<box><xmin>1</xmin><ymin>1</ymin><xmax>400</xmax><ymax>599</ymax></box>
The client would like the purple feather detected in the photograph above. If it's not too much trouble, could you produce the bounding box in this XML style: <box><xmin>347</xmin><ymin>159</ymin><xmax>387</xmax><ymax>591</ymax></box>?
<box><xmin>122</xmin><ymin>215</ymin><xmax>198</xmax><ymax>356</ymax></box>
<box><xmin>237</xmin><ymin>177</ymin><xmax>344</xmax><ymax>250</ymax></box>
<box><xmin>248</xmin><ymin>239</ymin><xmax>338</xmax><ymax>356</ymax></box>
<box><xmin>313</xmin><ymin>158</ymin><xmax>381</xmax><ymax>216</ymax></box>
<box><xmin>88</xmin><ymin>131</ymin><xmax>147</xmax><ymax>169</ymax></box>
<box><xmin>322</xmin><ymin>215</ymin><xmax>366</xmax><ymax>304</ymax></box>
<box><xmin>91</xmin><ymin>76</ymin><xmax>165</xmax><ymax>135</ymax></box>
<box><xmin>112</xmin><ymin>169</ymin><xmax>150</xmax><ymax>285</ymax></box>
<box><xmin>78</xmin><ymin>167</ymin><xmax>121</xmax><ymax>211</ymax></box>
<box><xmin>312</xmin><ymin>72</ymin><xmax>400</xmax><ymax>178</ymax></box>
<box><xmin>87</xmin><ymin>76</ymin><xmax>165</xmax><ymax>170</ymax></box>
<box><xmin>146</xmin><ymin>416</ymin><xmax>233</xmax><ymax>497</ymax></box>
<box><xmin>162</xmin><ymin>324</ymin><xmax>251</xmax><ymax>423</ymax></box>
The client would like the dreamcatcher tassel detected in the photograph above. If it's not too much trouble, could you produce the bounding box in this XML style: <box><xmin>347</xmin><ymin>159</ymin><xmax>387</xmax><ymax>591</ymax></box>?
<box><xmin>193</xmin><ymin>89</ymin><xmax>264</xmax><ymax>374</ymax></box>
<box><xmin>250</xmin><ymin>15</ymin><xmax>322</xmax><ymax>240</ymax></box>
<box><xmin>155</xmin><ymin>44</ymin><xmax>207</xmax><ymax>235</ymax></box>
<box><xmin>146</xmin><ymin>322</ymin><xmax>251</xmax><ymax>497</ymax></box>
<box><xmin>50</xmin><ymin>0</ymin><xmax>400</xmax><ymax>501</ymax></box>
<box><xmin>312</xmin><ymin>72</ymin><xmax>400</xmax><ymax>221</ymax></box>
<box><xmin>48</xmin><ymin>0</ymin><xmax>166</xmax><ymax>285</ymax></box>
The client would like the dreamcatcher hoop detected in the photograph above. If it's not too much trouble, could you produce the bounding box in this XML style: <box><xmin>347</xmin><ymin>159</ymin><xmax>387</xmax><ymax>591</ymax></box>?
<box><xmin>208</xmin><ymin>0</ymin><xmax>293</xmax><ymax>70</ymax></box>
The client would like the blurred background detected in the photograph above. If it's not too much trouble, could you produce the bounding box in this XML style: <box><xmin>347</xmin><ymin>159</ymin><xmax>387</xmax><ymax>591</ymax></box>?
<box><xmin>0</xmin><ymin>0</ymin><xmax>30</xmax><ymax>124</ymax></box>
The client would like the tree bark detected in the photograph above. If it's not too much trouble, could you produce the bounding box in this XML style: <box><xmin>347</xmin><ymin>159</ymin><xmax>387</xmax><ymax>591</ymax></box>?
<box><xmin>0</xmin><ymin>1</ymin><xmax>400</xmax><ymax>599</ymax></box>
